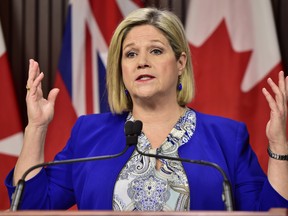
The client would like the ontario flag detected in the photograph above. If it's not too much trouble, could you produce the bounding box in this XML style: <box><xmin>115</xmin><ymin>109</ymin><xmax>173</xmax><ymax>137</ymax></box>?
<box><xmin>186</xmin><ymin>0</ymin><xmax>282</xmax><ymax>171</ymax></box>
<box><xmin>0</xmin><ymin>22</ymin><xmax>23</xmax><ymax>209</ymax></box>
<box><xmin>45</xmin><ymin>0</ymin><xmax>143</xmax><ymax>164</ymax></box>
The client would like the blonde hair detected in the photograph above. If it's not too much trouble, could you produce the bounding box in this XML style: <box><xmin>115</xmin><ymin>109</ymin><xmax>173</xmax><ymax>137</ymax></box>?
<box><xmin>106</xmin><ymin>7</ymin><xmax>194</xmax><ymax>113</ymax></box>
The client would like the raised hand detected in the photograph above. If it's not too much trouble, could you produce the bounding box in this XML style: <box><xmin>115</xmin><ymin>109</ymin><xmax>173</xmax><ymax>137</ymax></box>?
<box><xmin>13</xmin><ymin>60</ymin><xmax>60</xmax><ymax>183</ymax></box>
<box><xmin>26</xmin><ymin>59</ymin><xmax>59</xmax><ymax>128</ymax></box>
<box><xmin>262</xmin><ymin>71</ymin><xmax>288</xmax><ymax>152</ymax></box>
<box><xmin>262</xmin><ymin>71</ymin><xmax>288</xmax><ymax>199</ymax></box>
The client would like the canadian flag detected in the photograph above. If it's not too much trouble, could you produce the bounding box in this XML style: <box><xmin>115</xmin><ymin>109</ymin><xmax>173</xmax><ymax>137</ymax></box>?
<box><xmin>0</xmin><ymin>21</ymin><xmax>23</xmax><ymax>209</ymax></box>
<box><xmin>186</xmin><ymin>0</ymin><xmax>282</xmax><ymax>171</ymax></box>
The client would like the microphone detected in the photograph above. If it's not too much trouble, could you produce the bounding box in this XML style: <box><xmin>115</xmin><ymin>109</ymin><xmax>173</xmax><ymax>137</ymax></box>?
<box><xmin>124</xmin><ymin>120</ymin><xmax>142</xmax><ymax>146</ymax></box>
<box><xmin>10</xmin><ymin>121</ymin><xmax>139</xmax><ymax>211</ymax></box>
<box><xmin>128</xmin><ymin>120</ymin><xmax>234</xmax><ymax>211</ymax></box>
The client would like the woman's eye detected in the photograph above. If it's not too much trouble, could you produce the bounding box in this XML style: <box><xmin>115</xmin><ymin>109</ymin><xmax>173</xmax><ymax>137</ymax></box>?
<box><xmin>126</xmin><ymin>51</ymin><xmax>137</xmax><ymax>58</ymax></box>
<box><xmin>151</xmin><ymin>49</ymin><xmax>163</xmax><ymax>55</ymax></box>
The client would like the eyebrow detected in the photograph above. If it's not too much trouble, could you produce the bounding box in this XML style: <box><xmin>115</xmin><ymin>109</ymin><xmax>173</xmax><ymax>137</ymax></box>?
<box><xmin>122</xmin><ymin>39</ymin><xmax>166</xmax><ymax>50</ymax></box>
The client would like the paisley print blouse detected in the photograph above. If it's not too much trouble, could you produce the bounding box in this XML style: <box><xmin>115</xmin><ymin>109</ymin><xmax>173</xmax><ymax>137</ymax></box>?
<box><xmin>113</xmin><ymin>108</ymin><xmax>196</xmax><ymax>211</ymax></box>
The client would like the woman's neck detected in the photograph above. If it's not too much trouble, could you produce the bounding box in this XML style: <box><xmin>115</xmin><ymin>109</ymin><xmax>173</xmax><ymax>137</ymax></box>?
<box><xmin>132</xmin><ymin>101</ymin><xmax>185</xmax><ymax>124</ymax></box>
<box><xmin>131</xmin><ymin>102</ymin><xmax>186</xmax><ymax>149</ymax></box>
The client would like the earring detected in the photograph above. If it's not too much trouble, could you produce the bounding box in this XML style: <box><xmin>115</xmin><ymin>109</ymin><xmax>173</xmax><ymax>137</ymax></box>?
<box><xmin>125</xmin><ymin>89</ymin><xmax>129</xmax><ymax>96</ymax></box>
<box><xmin>177</xmin><ymin>83</ymin><xmax>182</xmax><ymax>91</ymax></box>
<box><xmin>177</xmin><ymin>76</ymin><xmax>182</xmax><ymax>91</ymax></box>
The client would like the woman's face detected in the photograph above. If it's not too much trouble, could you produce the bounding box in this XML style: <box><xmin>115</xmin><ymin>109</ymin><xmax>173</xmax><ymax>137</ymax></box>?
<box><xmin>121</xmin><ymin>24</ymin><xmax>186</xmax><ymax>105</ymax></box>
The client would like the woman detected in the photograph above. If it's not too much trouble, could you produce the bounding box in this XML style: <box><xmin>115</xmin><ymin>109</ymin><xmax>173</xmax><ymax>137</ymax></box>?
<box><xmin>6</xmin><ymin>8</ymin><xmax>288</xmax><ymax>211</ymax></box>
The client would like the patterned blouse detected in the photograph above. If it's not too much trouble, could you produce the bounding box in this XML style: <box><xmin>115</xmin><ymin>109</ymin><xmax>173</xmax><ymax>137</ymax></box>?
<box><xmin>113</xmin><ymin>108</ymin><xmax>196</xmax><ymax>211</ymax></box>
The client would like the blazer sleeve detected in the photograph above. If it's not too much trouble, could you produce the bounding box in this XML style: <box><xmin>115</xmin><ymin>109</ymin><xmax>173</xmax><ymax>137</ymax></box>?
<box><xmin>234</xmin><ymin>122</ymin><xmax>288</xmax><ymax>210</ymax></box>
<box><xmin>5</xmin><ymin>116</ymin><xmax>86</xmax><ymax>210</ymax></box>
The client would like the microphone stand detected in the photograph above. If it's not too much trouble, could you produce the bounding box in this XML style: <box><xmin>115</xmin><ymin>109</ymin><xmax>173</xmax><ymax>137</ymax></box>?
<box><xmin>10</xmin><ymin>145</ymin><xmax>131</xmax><ymax>211</ymax></box>
<box><xmin>11</xmin><ymin>120</ymin><xmax>234</xmax><ymax>211</ymax></box>
<box><xmin>134</xmin><ymin>146</ymin><xmax>234</xmax><ymax>211</ymax></box>
<box><xmin>126</xmin><ymin>120</ymin><xmax>234</xmax><ymax>211</ymax></box>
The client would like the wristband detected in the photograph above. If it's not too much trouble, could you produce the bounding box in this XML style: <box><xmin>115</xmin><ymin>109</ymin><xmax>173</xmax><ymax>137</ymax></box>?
<box><xmin>267</xmin><ymin>146</ymin><xmax>288</xmax><ymax>161</ymax></box>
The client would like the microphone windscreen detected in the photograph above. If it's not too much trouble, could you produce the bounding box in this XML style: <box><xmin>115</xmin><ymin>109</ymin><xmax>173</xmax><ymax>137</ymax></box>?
<box><xmin>134</xmin><ymin>120</ymin><xmax>143</xmax><ymax>135</ymax></box>
<box><xmin>124</xmin><ymin>121</ymin><xmax>134</xmax><ymax>136</ymax></box>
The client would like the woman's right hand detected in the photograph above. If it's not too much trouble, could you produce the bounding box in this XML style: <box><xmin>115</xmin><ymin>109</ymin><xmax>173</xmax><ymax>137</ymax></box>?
<box><xmin>26</xmin><ymin>59</ymin><xmax>59</xmax><ymax>128</ymax></box>
<box><xmin>13</xmin><ymin>60</ymin><xmax>60</xmax><ymax>184</ymax></box>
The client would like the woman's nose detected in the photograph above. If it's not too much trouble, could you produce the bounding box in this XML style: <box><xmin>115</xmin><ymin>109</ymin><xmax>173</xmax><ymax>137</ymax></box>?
<box><xmin>137</xmin><ymin>63</ymin><xmax>150</xmax><ymax>69</ymax></box>
<box><xmin>137</xmin><ymin>53</ymin><xmax>151</xmax><ymax>69</ymax></box>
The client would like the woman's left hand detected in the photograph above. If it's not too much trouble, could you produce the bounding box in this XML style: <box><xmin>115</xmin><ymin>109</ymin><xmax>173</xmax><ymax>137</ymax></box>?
<box><xmin>262</xmin><ymin>71</ymin><xmax>288</xmax><ymax>199</ymax></box>
<box><xmin>262</xmin><ymin>71</ymin><xmax>288</xmax><ymax>154</ymax></box>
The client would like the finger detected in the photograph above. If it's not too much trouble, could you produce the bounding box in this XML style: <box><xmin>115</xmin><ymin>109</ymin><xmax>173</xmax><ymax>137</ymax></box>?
<box><xmin>27</xmin><ymin>59</ymin><xmax>37</xmax><ymax>90</ymax></box>
<box><xmin>27</xmin><ymin>59</ymin><xmax>41</xmax><ymax>90</ymax></box>
<box><xmin>262</xmin><ymin>87</ymin><xmax>278</xmax><ymax>112</ymax></box>
<box><xmin>26</xmin><ymin>59</ymin><xmax>34</xmax><ymax>89</ymax></box>
<box><xmin>26</xmin><ymin>72</ymin><xmax>44</xmax><ymax>98</ymax></box>
<box><xmin>47</xmin><ymin>88</ymin><xmax>60</xmax><ymax>105</ymax></box>
<box><xmin>278</xmin><ymin>71</ymin><xmax>286</xmax><ymax>99</ymax></box>
<box><xmin>277</xmin><ymin>72</ymin><xmax>287</xmax><ymax>115</ymax></box>
<box><xmin>267</xmin><ymin>77</ymin><xmax>285</xmax><ymax>109</ymax></box>
<box><xmin>286</xmin><ymin>76</ymin><xmax>288</xmax><ymax>101</ymax></box>
<box><xmin>31</xmin><ymin>59</ymin><xmax>41</xmax><ymax>76</ymax></box>
<box><xmin>32</xmin><ymin>72</ymin><xmax>44</xmax><ymax>95</ymax></box>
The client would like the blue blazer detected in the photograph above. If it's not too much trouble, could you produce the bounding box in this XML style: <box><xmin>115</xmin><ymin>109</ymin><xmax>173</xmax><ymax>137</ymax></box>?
<box><xmin>6</xmin><ymin>110</ymin><xmax>288</xmax><ymax>210</ymax></box>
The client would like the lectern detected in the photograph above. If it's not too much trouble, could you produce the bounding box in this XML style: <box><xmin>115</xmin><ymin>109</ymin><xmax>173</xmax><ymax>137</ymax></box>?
<box><xmin>0</xmin><ymin>208</ymin><xmax>287</xmax><ymax>216</ymax></box>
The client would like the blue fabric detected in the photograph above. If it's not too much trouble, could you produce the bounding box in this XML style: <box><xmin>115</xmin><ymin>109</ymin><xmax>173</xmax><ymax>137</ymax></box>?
<box><xmin>58</xmin><ymin>4</ymin><xmax>72</xmax><ymax>97</ymax></box>
<box><xmin>5</xmin><ymin>110</ymin><xmax>288</xmax><ymax>210</ymax></box>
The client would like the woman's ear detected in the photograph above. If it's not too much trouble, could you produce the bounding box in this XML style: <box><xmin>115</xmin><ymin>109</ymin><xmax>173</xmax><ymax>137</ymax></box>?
<box><xmin>177</xmin><ymin>52</ymin><xmax>187</xmax><ymax>75</ymax></box>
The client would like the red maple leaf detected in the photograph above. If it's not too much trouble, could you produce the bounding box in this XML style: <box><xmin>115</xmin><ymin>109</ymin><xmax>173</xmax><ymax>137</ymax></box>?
<box><xmin>188</xmin><ymin>20</ymin><xmax>282</xmax><ymax>171</ymax></box>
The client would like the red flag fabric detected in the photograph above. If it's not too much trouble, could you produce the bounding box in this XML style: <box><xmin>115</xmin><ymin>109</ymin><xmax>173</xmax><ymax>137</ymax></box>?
<box><xmin>0</xmin><ymin>21</ymin><xmax>23</xmax><ymax>209</ymax></box>
<box><xmin>186</xmin><ymin>0</ymin><xmax>282</xmax><ymax>171</ymax></box>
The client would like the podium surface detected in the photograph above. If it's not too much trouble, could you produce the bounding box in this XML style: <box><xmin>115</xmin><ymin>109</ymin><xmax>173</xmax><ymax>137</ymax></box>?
<box><xmin>0</xmin><ymin>209</ymin><xmax>287</xmax><ymax>216</ymax></box>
